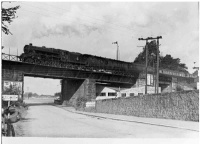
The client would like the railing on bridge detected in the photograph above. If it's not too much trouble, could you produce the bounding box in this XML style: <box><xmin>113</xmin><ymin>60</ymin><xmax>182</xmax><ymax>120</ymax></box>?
<box><xmin>159</xmin><ymin>69</ymin><xmax>196</xmax><ymax>78</ymax></box>
<box><xmin>2</xmin><ymin>53</ymin><xmax>134</xmax><ymax>77</ymax></box>
<box><xmin>2</xmin><ymin>54</ymin><xmax>20</xmax><ymax>62</ymax></box>
<box><xmin>2</xmin><ymin>53</ymin><xmax>196</xmax><ymax>79</ymax></box>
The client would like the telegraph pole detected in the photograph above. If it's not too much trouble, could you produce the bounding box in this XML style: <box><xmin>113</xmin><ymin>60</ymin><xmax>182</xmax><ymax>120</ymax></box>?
<box><xmin>156</xmin><ymin>37</ymin><xmax>161</xmax><ymax>94</ymax></box>
<box><xmin>138</xmin><ymin>36</ymin><xmax>162</xmax><ymax>94</ymax></box>
<box><xmin>138</xmin><ymin>38</ymin><xmax>149</xmax><ymax>94</ymax></box>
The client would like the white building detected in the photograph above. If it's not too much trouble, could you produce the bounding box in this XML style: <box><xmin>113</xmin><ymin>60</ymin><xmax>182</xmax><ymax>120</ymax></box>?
<box><xmin>96</xmin><ymin>85</ymin><xmax>161</xmax><ymax>100</ymax></box>
<box><xmin>96</xmin><ymin>87</ymin><xmax>119</xmax><ymax>100</ymax></box>
<box><xmin>120</xmin><ymin>86</ymin><xmax>161</xmax><ymax>97</ymax></box>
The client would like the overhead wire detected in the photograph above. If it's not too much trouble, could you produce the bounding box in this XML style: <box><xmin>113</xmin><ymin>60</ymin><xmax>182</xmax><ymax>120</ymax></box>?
<box><xmin>19</xmin><ymin>3</ymin><xmax>131</xmax><ymax>36</ymax></box>
<box><xmin>20</xmin><ymin>1</ymin><xmax>135</xmax><ymax>31</ymax></box>
<box><xmin>19</xmin><ymin>8</ymin><xmax>124</xmax><ymax>38</ymax></box>
<box><xmin>19</xmin><ymin>12</ymin><xmax>133</xmax><ymax>39</ymax></box>
<box><xmin>19</xmin><ymin>2</ymin><xmax>135</xmax><ymax>36</ymax></box>
<box><xmin>35</xmin><ymin>2</ymin><xmax>136</xmax><ymax>32</ymax></box>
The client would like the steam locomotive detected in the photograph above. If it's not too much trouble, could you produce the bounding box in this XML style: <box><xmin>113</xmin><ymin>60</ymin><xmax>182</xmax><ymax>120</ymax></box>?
<box><xmin>19</xmin><ymin>44</ymin><xmax>139</xmax><ymax>75</ymax></box>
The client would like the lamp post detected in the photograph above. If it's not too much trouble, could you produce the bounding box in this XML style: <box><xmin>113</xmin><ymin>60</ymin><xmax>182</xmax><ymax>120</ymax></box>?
<box><xmin>112</xmin><ymin>41</ymin><xmax>119</xmax><ymax>60</ymax></box>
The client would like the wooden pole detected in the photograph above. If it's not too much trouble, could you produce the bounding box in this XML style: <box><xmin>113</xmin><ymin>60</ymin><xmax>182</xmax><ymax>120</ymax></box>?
<box><xmin>145</xmin><ymin>40</ymin><xmax>148</xmax><ymax>94</ymax></box>
<box><xmin>156</xmin><ymin>38</ymin><xmax>160</xmax><ymax>94</ymax></box>
<box><xmin>154</xmin><ymin>61</ymin><xmax>157</xmax><ymax>93</ymax></box>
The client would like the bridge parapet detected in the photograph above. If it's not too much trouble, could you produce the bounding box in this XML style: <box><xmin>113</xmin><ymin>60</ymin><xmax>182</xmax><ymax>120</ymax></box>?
<box><xmin>159</xmin><ymin>69</ymin><xmax>196</xmax><ymax>78</ymax></box>
<box><xmin>2</xmin><ymin>53</ymin><xmax>196</xmax><ymax>79</ymax></box>
<box><xmin>2</xmin><ymin>54</ymin><xmax>20</xmax><ymax>62</ymax></box>
<box><xmin>2</xmin><ymin>54</ymin><xmax>134</xmax><ymax>77</ymax></box>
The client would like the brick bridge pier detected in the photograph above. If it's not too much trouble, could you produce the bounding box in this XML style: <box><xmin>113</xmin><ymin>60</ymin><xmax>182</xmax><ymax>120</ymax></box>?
<box><xmin>61</xmin><ymin>79</ymin><xmax>96</xmax><ymax>105</ymax></box>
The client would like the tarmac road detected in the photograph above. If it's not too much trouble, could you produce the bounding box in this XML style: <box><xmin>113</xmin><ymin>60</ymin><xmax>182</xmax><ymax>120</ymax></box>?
<box><xmin>13</xmin><ymin>98</ymin><xmax>199</xmax><ymax>138</ymax></box>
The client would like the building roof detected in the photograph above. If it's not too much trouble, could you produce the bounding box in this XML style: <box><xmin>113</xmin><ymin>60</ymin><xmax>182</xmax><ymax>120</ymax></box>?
<box><xmin>106</xmin><ymin>87</ymin><xmax>127</xmax><ymax>92</ymax></box>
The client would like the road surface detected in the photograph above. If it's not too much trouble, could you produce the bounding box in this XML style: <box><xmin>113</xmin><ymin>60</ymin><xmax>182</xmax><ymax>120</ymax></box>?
<box><xmin>13</xmin><ymin>98</ymin><xmax>199</xmax><ymax>138</ymax></box>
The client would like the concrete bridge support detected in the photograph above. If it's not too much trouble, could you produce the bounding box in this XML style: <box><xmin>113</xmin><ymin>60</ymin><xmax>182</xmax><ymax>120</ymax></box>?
<box><xmin>61</xmin><ymin>78</ymin><xmax>96</xmax><ymax>106</ymax></box>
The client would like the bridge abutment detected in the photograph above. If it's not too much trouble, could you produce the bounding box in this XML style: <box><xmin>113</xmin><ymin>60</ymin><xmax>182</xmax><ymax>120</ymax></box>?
<box><xmin>61</xmin><ymin>78</ymin><xmax>96</xmax><ymax>106</ymax></box>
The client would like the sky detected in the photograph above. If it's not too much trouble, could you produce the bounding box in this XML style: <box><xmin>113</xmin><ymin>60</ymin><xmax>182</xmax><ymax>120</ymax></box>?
<box><xmin>1</xmin><ymin>2</ymin><xmax>199</xmax><ymax>95</ymax></box>
<box><xmin>24</xmin><ymin>77</ymin><xmax>61</xmax><ymax>95</ymax></box>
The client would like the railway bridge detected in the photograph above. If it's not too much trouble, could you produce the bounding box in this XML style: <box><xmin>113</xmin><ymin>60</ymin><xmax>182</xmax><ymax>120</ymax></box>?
<box><xmin>2</xmin><ymin>54</ymin><xmax>197</xmax><ymax>105</ymax></box>
<box><xmin>2</xmin><ymin>54</ymin><xmax>138</xmax><ymax>105</ymax></box>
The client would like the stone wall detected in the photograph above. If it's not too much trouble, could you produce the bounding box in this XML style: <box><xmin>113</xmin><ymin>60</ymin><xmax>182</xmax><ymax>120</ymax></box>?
<box><xmin>96</xmin><ymin>90</ymin><xmax>199</xmax><ymax>121</ymax></box>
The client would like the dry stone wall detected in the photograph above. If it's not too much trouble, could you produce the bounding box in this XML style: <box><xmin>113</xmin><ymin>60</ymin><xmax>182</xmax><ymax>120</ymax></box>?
<box><xmin>95</xmin><ymin>90</ymin><xmax>199</xmax><ymax>121</ymax></box>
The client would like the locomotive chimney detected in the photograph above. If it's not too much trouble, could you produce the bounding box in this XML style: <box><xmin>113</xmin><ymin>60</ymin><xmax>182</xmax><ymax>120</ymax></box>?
<box><xmin>29</xmin><ymin>43</ymin><xmax>32</xmax><ymax>46</ymax></box>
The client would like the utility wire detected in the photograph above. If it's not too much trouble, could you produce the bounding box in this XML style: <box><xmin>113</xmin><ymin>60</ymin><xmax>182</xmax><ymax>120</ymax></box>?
<box><xmin>19</xmin><ymin>2</ymin><xmax>135</xmax><ymax>35</ymax></box>
<box><xmin>35</xmin><ymin>2</ymin><xmax>136</xmax><ymax>32</ymax></box>
<box><xmin>19</xmin><ymin>2</ymin><xmax>131</xmax><ymax>35</ymax></box>
<box><xmin>19</xmin><ymin>7</ymin><xmax>134</xmax><ymax>38</ymax></box>
<box><xmin>20</xmin><ymin>2</ymin><xmax>135</xmax><ymax>31</ymax></box>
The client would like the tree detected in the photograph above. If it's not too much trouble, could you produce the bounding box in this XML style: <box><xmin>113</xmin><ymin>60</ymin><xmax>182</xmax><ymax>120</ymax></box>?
<box><xmin>133</xmin><ymin>40</ymin><xmax>188</xmax><ymax>72</ymax></box>
<box><xmin>159</xmin><ymin>54</ymin><xmax>188</xmax><ymax>72</ymax></box>
<box><xmin>28</xmin><ymin>92</ymin><xmax>32</xmax><ymax>98</ymax></box>
<box><xmin>2</xmin><ymin>4</ymin><xmax>20</xmax><ymax>35</ymax></box>
<box><xmin>134</xmin><ymin>40</ymin><xmax>157</xmax><ymax>66</ymax></box>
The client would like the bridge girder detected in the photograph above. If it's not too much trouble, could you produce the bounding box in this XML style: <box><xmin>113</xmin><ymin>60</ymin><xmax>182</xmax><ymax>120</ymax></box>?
<box><xmin>2</xmin><ymin>60</ymin><xmax>137</xmax><ymax>86</ymax></box>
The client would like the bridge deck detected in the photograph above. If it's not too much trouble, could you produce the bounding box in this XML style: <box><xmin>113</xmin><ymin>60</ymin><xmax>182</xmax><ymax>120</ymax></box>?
<box><xmin>2</xmin><ymin>59</ymin><xmax>136</xmax><ymax>85</ymax></box>
<box><xmin>2</xmin><ymin>54</ymin><xmax>196</xmax><ymax>85</ymax></box>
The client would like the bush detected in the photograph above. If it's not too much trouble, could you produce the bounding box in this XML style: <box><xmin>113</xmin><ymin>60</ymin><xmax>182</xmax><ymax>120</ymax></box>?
<box><xmin>11</xmin><ymin>101</ymin><xmax>26</xmax><ymax>108</ymax></box>
<box><xmin>75</xmin><ymin>97</ymin><xmax>88</xmax><ymax>108</ymax></box>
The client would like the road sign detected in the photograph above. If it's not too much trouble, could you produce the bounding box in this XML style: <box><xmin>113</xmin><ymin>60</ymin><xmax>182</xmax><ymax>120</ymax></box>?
<box><xmin>2</xmin><ymin>95</ymin><xmax>19</xmax><ymax>101</ymax></box>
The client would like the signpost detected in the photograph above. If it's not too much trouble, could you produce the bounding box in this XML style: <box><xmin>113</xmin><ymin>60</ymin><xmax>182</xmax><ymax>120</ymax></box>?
<box><xmin>2</xmin><ymin>69</ymin><xmax>23</xmax><ymax>135</ymax></box>
<box><xmin>2</xmin><ymin>95</ymin><xmax>19</xmax><ymax>101</ymax></box>
<box><xmin>2</xmin><ymin>94</ymin><xmax>19</xmax><ymax>126</ymax></box>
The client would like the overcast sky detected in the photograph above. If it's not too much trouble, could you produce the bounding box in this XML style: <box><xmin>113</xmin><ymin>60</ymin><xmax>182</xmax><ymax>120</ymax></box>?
<box><xmin>2</xmin><ymin>2</ymin><xmax>199</xmax><ymax>95</ymax></box>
